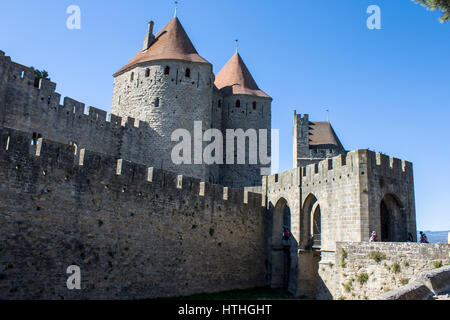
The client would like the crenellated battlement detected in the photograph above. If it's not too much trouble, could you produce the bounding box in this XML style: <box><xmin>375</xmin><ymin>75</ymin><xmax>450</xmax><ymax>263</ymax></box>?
<box><xmin>299</xmin><ymin>149</ymin><xmax>413</xmax><ymax>182</ymax></box>
<box><xmin>263</xmin><ymin>150</ymin><xmax>413</xmax><ymax>193</ymax></box>
<box><xmin>0</xmin><ymin>127</ymin><xmax>263</xmax><ymax>212</ymax></box>
<box><xmin>0</xmin><ymin>51</ymin><xmax>156</xmax><ymax>138</ymax></box>
<box><xmin>294</xmin><ymin>112</ymin><xmax>309</xmax><ymax>124</ymax></box>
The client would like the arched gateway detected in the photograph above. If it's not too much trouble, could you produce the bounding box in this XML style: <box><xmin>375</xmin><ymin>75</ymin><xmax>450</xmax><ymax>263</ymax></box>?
<box><xmin>269</xmin><ymin>198</ymin><xmax>292</xmax><ymax>290</ymax></box>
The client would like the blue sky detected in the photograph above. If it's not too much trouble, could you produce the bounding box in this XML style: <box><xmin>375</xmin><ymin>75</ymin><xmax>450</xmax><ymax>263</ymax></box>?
<box><xmin>0</xmin><ymin>1</ymin><xmax>449</xmax><ymax>231</ymax></box>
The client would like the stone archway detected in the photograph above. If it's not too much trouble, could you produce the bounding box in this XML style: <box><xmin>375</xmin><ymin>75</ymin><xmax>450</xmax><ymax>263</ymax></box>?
<box><xmin>302</xmin><ymin>194</ymin><xmax>321</xmax><ymax>249</ymax></box>
<box><xmin>380</xmin><ymin>194</ymin><xmax>406</xmax><ymax>242</ymax></box>
<box><xmin>311</xmin><ymin>202</ymin><xmax>321</xmax><ymax>249</ymax></box>
<box><xmin>269</xmin><ymin>198</ymin><xmax>292</xmax><ymax>291</ymax></box>
<box><xmin>296</xmin><ymin>193</ymin><xmax>322</xmax><ymax>298</ymax></box>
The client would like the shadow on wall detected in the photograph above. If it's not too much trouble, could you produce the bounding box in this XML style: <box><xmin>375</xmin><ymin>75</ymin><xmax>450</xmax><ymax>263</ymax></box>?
<box><xmin>266</xmin><ymin>198</ymin><xmax>299</xmax><ymax>296</ymax></box>
<box><xmin>316</xmin><ymin>277</ymin><xmax>333</xmax><ymax>300</ymax></box>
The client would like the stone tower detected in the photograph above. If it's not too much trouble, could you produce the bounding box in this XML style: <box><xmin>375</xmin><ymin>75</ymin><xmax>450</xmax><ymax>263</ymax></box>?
<box><xmin>215</xmin><ymin>52</ymin><xmax>272</xmax><ymax>188</ymax></box>
<box><xmin>293</xmin><ymin>112</ymin><xmax>346</xmax><ymax>168</ymax></box>
<box><xmin>111</xmin><ymin>16</ymin><xmax>214</xmax><ymax>181</ymax></box>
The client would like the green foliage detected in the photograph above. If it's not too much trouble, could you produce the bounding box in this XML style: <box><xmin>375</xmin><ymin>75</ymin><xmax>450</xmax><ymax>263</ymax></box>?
<box><xmin>369</xmin><ymin>251</ymin><xmax>386</xmax><ymax>263</ymax></box>
<box><xmin>413</xmin><ymin>0</ymin><xmax>450</xmax><ymax>22</ymax></box>
<box><xmin>328</xmin><ymin>262</ymin><xmax>334</xmax><ymax>269</ymax></box>
<box><xmin>392</xmin><ymin>262</ymin><xmax>401</xmax><ymax>274</ymax></box>
<box><xmin>404</xmin><ymin>261</ymin><xmax>410</xmax><ymax>267</ymax></box>
<box><xmin>433</xmin><ymin>261</ymin><xmax>443</xmax><ymax>269</ymax></box>
<box><xmin>339</xmin><ymin>248</ymin><xmax>348</xmax><ymax>268</ymax></box>
<box><xmin>33</xmin><ymin>69</ymin><xmax>50</xmax><ymax>80</ymax></box>
<box><xmin>338</xmin><ymin>296</ymin><xmax>346</xmax><ymax>300</ymax></box>
<box><xmin>342</xmin><ymin>281</ymin><xmax>352</xmax><ymax>293</ymax></box>
<box><xmin>357</xmin><ymin>272</ymin><xmax>369</xmax><ymax>285</ymax></box>
<box><xmin>400</xmin><ymin>278</ymin><xmax>409</xmax><ymax>286</ymax></box>
<box><xmin>209</xmin><ymin>228</ymin><xmax>215</xmax><ymax>236</ymax></box>
<box><xmin>31</xmin><ymin>68</ymin><xmax>50</xmax><ymax>87</ymax></box>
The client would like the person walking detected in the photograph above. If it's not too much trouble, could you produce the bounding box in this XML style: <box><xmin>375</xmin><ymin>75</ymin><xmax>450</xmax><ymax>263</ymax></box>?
<box><xmin>282</xmin><ymin>227</ymin><xmax>291</xmax><ymax>246</ymax></box>
<box><xmin>370</xmin><ymin>231</ymin><xmax>378</xmax><ymax>242</ymax></box>
<box><xmin>407</xmin><ymin>232</ymin><xmax>414</xmax><ymax>242</ymax></box>
<box><xmin>419</xmin><ymin>231</ymin><xmax>429</xmax><ymax>243</ymax></box>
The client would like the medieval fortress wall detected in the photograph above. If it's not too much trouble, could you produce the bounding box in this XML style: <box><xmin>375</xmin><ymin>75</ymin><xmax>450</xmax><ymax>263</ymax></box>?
<box><xmin>318</xmin><ymin>242</ymin><xmax>450</xmax><ymax>300</ymax></box>
<box><xmin>111</xmin><ymin>60</ymin><xmax>215</xmax><ymax>182</ymax></box>
<box><xmin>0</xmin><ymin>50</ymin><xmax>271</xmax><ymax>189</ymax></box>
<box><xmin>263</xmin><ymin>149</ymin><xmax>418</xmax><ymax>298</ymax></box>
<box><xmin>219</xmin><ymin>94</ymin><xmax>272</xmax><ymax>188</ymax></box>
<box><xmin>0</xmin><ymin>42</ymin><xmax>445</xmax><ymax>300</ymax></box>
<box><xmin>0</xmin><ymin>126</ymin><xmax>267</xmax><ymax>299</ymax></box>
<box><xmin>0</xmin><ymin>51</ymin><xmax>161</xmax><ymax>174</ymax></box>
<box><xmin>300</xmin><ymin>149</ymin><xmax>416</xmax><ymax>254</ymax></box>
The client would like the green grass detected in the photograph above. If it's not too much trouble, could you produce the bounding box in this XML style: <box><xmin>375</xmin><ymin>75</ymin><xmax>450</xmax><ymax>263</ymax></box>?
<box><xmin>357</xmin><ymin>273</ymin><xmax>369</xmax><ymax>285</ymax></box>
<box><xmin>399</xmin><ymin>278</ymin><xmax>409</xmax><ymax>286</ymax></box>
<box><xmin>342</xmin><ymin>281</ymin><xmax>353</xmax><ymax>293</ymax></box>
<box><xmin>392</xmin><ymin>262</ymin><xmax>401</xmax><ymax>274</ymax></box>
<box><xmin>339</xmin><ymin>248</ymin><xmax>348</xmax><ymax>268</ymax></box>
<box><xmin>369</xmin><ymin>251</ymin><xmax>386</xmax><ymax>263</ymax></box>
<box><xmin>163</xmin><ymin>287</ymin><xmax>302</xmax><ymax>300</ymax></box>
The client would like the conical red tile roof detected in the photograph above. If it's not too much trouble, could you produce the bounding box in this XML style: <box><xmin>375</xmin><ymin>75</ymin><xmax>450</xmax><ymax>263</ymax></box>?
<box><xmin>214</xmin><ymin>52</ymin><xmax>271</xmax><ymax>99</ymax></box>
<box><xmin>115</xmin><ymin>17</ymin><xmax>210</xmax><ymax>76</ymax></box>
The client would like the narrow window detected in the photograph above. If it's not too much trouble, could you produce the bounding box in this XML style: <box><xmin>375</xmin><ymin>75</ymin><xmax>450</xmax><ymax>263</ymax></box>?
<box><xmin>236</xmin><ymin>99</ymin><xmax>241</xmax><ymax>108</ymax></box>
<box><xmin>218</xmin><ymin>100</ymin><xmax>222</xmax><ymax>108</ymax></box>
<box><xmin>20</xmin><ymin>71</ymin><xmax>25</xmax><ymax>78</ymax></box>
<box><xmin>154</xmin><ymin>97</ymin><xmax>160</xmax><ymax>108</ymax></box>
<box><xmin>252</xmin><ymin>101</ymin><xmax>257</xmax><ymax>110</ymax></box>
<box><xmin>6</xmin><ymin>135</ymin><xmax>10</xmax><ymax>150</ymax></box>
<box><xmin>145</xmin><ymin>68</ymin><xmax>150</xmax><ymax>77</ymax></box>
<box><xmin>130</xmin><ymin>72</ymin><xmax>134</xmax><ymax>81</ymax></box>
<box><xmin>164</xmin><ymin>66</ymin><xmax>170</xmax><ymax>75</ymax></box>
<box><xmin>185</xmin><ymin>68</ymin><xmax>191</xmax><ymax>78</ymax></box>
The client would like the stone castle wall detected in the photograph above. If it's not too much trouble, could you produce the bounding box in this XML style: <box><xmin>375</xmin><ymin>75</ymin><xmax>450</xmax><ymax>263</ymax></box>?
<box><xmin>111</xmin><ymin>60</ymin><xmax>215</xmax><ymax>182</ymax></box>
<box><xmin>0</xmin><ymin>51</ymin><xmax>163</xmax><ymax>175</ymax></box>
<box><xmin>293</xmin><ymin>112</ymin><xmax>346</xmax><ymax>168</ymax></box>
<box><xmin>263</xmin><ymin>150</ymin><xmax>416</xmax><ymax>298</ymax></box>
<box><xmin>318</xmin><ymin>242</ymin><xmax>450</xmax><ymax>300</ymax></box>
<box><xmin>0</xmin><ymin>127</ymin><xmax>267</xmax><ymax>299</ymax></box>
<box><xmin>301</xmin><ymin>150</ymin><xmax>416</xmax><ymax>254</ymax></box>
<box><xmin>219</xmin><ymin>94</ymin><xmax>272</xmax><ymax>188</ymax></box>
<box><xmin>0</xmin><ymin>51</ymin><xmax>271</xmax><ymax>189</ymax></box>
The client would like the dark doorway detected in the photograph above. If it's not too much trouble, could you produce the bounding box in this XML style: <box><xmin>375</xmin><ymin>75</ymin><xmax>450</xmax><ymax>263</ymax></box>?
<box><xmin>380</xmin><ymin>194</ymin><xmax>406</xmax><ymax>242</ymax></box>
<box><xmin>380</xmin><ymin>200</ymin><xmax>390</xmax><ymax>241</ymax></box>
<box><xmin>270</xmin><ymin>198</ymin><xmax>292</xmax><ymax>291</ymax></box>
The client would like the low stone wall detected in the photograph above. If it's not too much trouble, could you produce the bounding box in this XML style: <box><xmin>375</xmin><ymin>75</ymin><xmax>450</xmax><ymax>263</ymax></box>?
<box><xmin>317</xmin><ymin>242</ymin><xmax>450</xmax><ymax>300</ymax></box>
<box><xmin>376</xmin><ymin>265</ymin><xmax>450</xmax><ymax>300</ymax></box>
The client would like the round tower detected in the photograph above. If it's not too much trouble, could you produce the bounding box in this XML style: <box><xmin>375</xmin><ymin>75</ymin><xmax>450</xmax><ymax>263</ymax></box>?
<box><xmin>214</xmin><ymin>52</ymin><xmax>273</xmax><ymax>188</ymax></box>
<box><xmin>111</xmin><ymin>16</ymin><xmax>214</xmax><ymax>180</ymax></box>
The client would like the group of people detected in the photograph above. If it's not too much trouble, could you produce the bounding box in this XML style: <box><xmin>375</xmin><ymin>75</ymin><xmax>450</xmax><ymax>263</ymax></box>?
<box><xmin>369</xmin><ymin>231</ymin><xmax>429</xmax><ymax>243</ymax></box>
<box><xmin>282</xmin><ymin>228</ymin><xmax>431</xmax><ymax>244</ymax></box>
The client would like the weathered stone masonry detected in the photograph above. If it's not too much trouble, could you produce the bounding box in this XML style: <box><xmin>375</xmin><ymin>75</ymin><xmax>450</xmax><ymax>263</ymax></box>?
<box><xmin>0</xmin><ymin>21</ymin><xmax>434</xmax><ymax>299</ymax></box>
<box><xmin>0</xmin><ymin>127</ymin><xmax>267</xmax><ymax>299</ymax></box>
<box><xmin>318</xmin><ymin>242</ymin><xmax>450</xmax><ymax>300</ymax></box>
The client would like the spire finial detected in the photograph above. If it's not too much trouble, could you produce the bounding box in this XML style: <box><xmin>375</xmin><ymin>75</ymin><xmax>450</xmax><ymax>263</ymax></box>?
<box><xmin>326</xmin><ymin>108</ymin><xmax>330</xmax><ymax>123</ymax></box>
<box><xmin>235</xmin><ymin>39</ymin><xmax>239</xmax><ymax>53</ymax></box>
<box><xmin>174</xmin><ymin>1</ymin><xmax>178</xmax><ymax>17</ymax></box>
